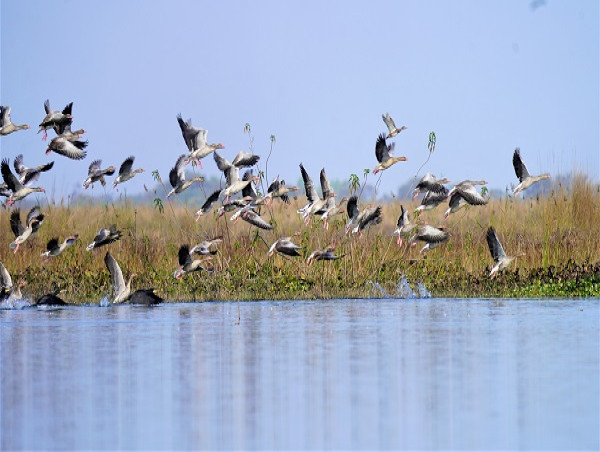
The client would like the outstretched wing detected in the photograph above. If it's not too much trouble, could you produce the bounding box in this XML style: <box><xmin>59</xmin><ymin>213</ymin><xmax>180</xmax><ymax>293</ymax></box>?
<box><xmin>320</xmin><ymin>168</ymin><xmax>333</xmax><ymax>199</ymax></box>
<box><xmin>346</xmin><ymin>196</ymin><xmax>359</xmax><ymax>220</ymax></box>
<box><xmin>1</xmin><ymin>159</ymin><xmax>23</xmax><ymax>192</ymax></box>
<box><xmin>10</xmin><ymin>210</ymin><xmax>24</xmax><ymax>237</ymax></box>
<box><xmin>512</xmin><ymin>148</ymin><xmax>530</xmax><ymax>182</ymax></box>
<box><xmin>300</xmin><ymin>163</ymin><xmax>318</xmax><ymax>203</ymax></box>
<box><xmin>104</xmin><ymin>251</ymin><xmax>126</xmax><ymax>296</ymax></box>
<box><xmin>119</xmin><ymin>156</ymin><xmax>135</xmax><ymax>176</ymax></box>
<box><xmin>486</xmin><ymin>226</ymin><xmax>506</xmax><ymax>262</ymax></box>
<box><xmin>178</xmin><ymin>245</ymin><xmax>192</xmax><ymax>266</ymax></box>
<box><xmin>375</xmin><ymin>133</ymin><xmax>393</xmax><ymax>163</ymax></box>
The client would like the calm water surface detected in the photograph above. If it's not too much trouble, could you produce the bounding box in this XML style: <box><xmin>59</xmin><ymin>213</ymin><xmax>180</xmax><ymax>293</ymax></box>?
<box><xmin>1</xmin><ymin>298</ymin><xmax>598</xmax><ymax>450</ymax></box>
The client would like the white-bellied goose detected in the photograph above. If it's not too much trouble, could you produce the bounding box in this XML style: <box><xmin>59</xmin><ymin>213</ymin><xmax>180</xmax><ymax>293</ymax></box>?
<box><xmin>0</xmin><ymin>262</ymin><xmax>26</xmax><ymax>303</ymax></box>
<box><xmin>86</xmin><ymin>225</ymin><xmax>122</xmax><ymax>251</ymax></box>
<box><xmin>177</xmin><ymin>114</ymin><xmax>224</xmax><ymax>168</ymax></box>
<box><xmin>9</xmin><ymin>207</ymin><xmax>44</xmax><ymax>253</ymax></box>
<box><xmin>46</xmin><ymin>137</ymin><xmax>88</xmax><ymax>160</ymax></box>
<box><xmin>195</xmin><ymin>189</ymin><xmax>221</xmax><ymax>220</ymax></box>
<box><xmin>297</xmin><ymin>163</ymin><xmax>320</xmax><ymax>217</ymax></box>
<box><xmin>352</xmin><ymin>206</ymin><xmax>383</xmax><ymax>236</ymax></box>
<box><xmin>413</xmin><ymin>173</ymin><xmax>450</xmax><ymax>199</ymax></box>
<box><xmin>0</xmin><ymin>106</ymin><xmax>29</xmax><ymax>135</ymax></box>
<box><xmin>373</xmin><ymin>133</ymin><xmax>407</xmax><ymax>174</ymax></box>
<box><xmin>190</xmin><ymin>237</ymin><xmax>223</xmax><ymax>256</ymax></box>
<box><xmin>214</xmin><ymin>151</ymin><xmax>260</xmax><ymax>203</ymax></box>
<box><xmin>38</xmin><ymin>100</ymin><xmax>73</xmax><ymax>140</ymax></box>
<box><xmin>307</xmin><ymin>247</ymin><xmax>344</xmax><ymax>265</ymax></box>
<box><xmin>321</xmin><ymin>196</ymin><xmax>348</xmax><ymax>230</ymax></box>
<box><xmin>105</xmin><ymin>251</ymin><xmax>163</xmax><ymax>305</ymax></box>
<box><xmin>302</xmin><ymin>168</ymin><xmax>336</xmax><ymax>225</ymax></box>
<box><xmin>448</xmin><ymin>179</ymin><xmax>487</xmax><ymax>197</ymax></box>
<box><xmin>411</xmin><ymin>225</ymin><xmax>449</xmax><ymax>254</ymax></box>
<box><xmin>1</xmin><ymin>159</ymin><xmax>45</xmax><ymax>205</ymax></box>
<box><xmin>41</xmin><ymin>235</ymin><xmax>78</xmax><ymax>259</ymax></box>
<box><xmin>267</xmin><ymin>176</ymin><xmax>298</xmax><ymax>204</ymax></box>
<box><xmin>486</xmin><ymin>226</ymin><xmax>525</xmax><ymax>279</ymax></box>
<box><xmin>392</xmin><ymin>205</ymin><xmax>417</xmax><ymax>246</ymax></box>
<box><xmin>83</xmin><ymin>160</ymin><xmax>116</xmax><ymax>189</ymax></box>
<box><xmin>104</xmin><ymin>251</ymin><xmax>136</xmax><ymax>303</ymax></box>
<box><xmin>382</xmin><ymin>112</ymin><xmax>407</xmax><ymax>138</ymax></box>
<box><xmin>167</xmin><ymin>154</ymin><xmax>204</xmax><ymax>198</ymax></box>
<box><xmin>268</xmin><ymin>237</ymin><xmax>302</xmax><ymax>257</ymax></box>
<box><xmin>444</xmin><ymin>183</ymin><xmax>488</xmax><ymax>219</ymax></box>
<box><xmin>113</xmin><ymin>156</ymin><xmax>144</xmax><ymax>189</ymax></box>
<box><xmin>240</xmin><ymin>208</ymin><xmax>273</xmax><ymax>230</ymax></box>
<box><xmin>512</xmin><ymin>148</ymin><xmax>550</xmax><ymax>197</ymax></box>
<box><xmin>174</xmin><ymin>245</ymin><xmax>213</xmax><ymax>279</ymax></box>
<box><xmin>13</xmin><ymin>155</ymin><xmax>54</xmax><ymax>185</ymax></box>
<box><xmin>415</xmin><ymin>190</ymin><xmax>449</xmax><ymax>212</ymax></box>
<box><xmin>217</xmin><ymin>197</ymin><xmax>253</xmax><ymax>218</ymax></box>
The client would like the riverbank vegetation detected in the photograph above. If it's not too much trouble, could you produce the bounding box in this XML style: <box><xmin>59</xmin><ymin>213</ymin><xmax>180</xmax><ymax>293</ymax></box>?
<box><xmin>1</xmin><ymin>174</ymin><xmax>598</xmax><ymax>302</ymax></box>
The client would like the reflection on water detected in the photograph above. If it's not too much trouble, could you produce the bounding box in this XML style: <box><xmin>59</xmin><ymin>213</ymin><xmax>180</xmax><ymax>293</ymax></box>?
<box><xmin>1</xmin><ymin>299</ymin><xmax>598</xmax><ymax>449</ymax></box>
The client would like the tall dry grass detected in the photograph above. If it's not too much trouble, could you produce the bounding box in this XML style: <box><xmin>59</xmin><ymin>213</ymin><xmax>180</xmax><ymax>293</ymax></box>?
<box><xmin>1</xmin><ymin>175</ymin><xmax>598</xmax><ymax>302</ymax></box>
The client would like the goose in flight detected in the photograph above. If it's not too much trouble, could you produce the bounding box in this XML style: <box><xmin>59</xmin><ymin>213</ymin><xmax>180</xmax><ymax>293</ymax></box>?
<box><xmin>38</xmin><ymin>100</ymin><xmax>73</xmax><ymax>140</ymax></box>
<box><xmin>373</xmin><ymin>133</ymin><xmax>407</xmax><ymax>174</ymax></box>
<box><xmin>86</xmin><ymin>225</ymin><xmax>122</xmax><ymax>251</ymax></box>
<box><xmin>195</xmin><ymin>189</ymin><xmax>221</xmax><ymax>220</ymax></box>
<box><xmin>486</xmin><ymin>226</ymin><xmax>525</xmax><ymax>279</ymax></box>
<box><xmin>0</xmin><ymin>105</ymin><xmax>29</xmax><ymax>135</ymax></box>
<box><xmin>190</xmin><ymin>237</ymin><xmax>223</xmax><ymax>256</ymax></box>
<box><xmin>104</xmin><ymin>251</ymin><xmax>158</xmax><ymax>304</ymax></box>
<box><xmin>413</xmin><ymin>173</ymin><xmax>450</xmax><ymax>199</ymax></box>
<box><xmin>214</xmin><ymin>151</ymin><xmax>260</xmax><ymax>203</ymax></box>
<box><xmin>321</xmin><ymin>196</ymin><xmax>348</xmax><ymax>230</ymax></box>
<box><xmin>1</xmin><ymin>159</ymin><xmax>45</xmax><ymax>206</ymax></box>
<box><xmin>240</xmin><ymin>208</ymin><xmax>273</xmax><ymax>230</ymax></box>
<box><xmin>415</xmin><ymin>190</ymin><xmax>449</xmax><ymax>213</ymax></box>
<box><xmin>392</xmin><ymin>205</ymin><xmax>417</xmax><ymax>246</ymax></box>
<box><xmin>104</xmin><ymin>251</ymin><xmax>135</xmax><ymax>304</ymax></box>
<box><xmin>345</xmin><ymin>196</ymin><xmax>382</xmax><ymax>236</ymax></box>
<box><xmin>381</xmin><ymin>112</ymin><xmax>407</xmax><ymax>138</ymax></box>
<box><xmin>177</xmin><ymin>114</ymin><xmax>224</xmax><ymax>168</ymax></box>
<box><xmin>174</xmin><ymin>245</ymin><xmax>213</xmax><ymax>279</ymax></box>
<box><xmin>411</xmin><ymin>225</ymin><xmax>449</xmax><ymax>254</ymax></box>
<box><xmin>268</xmin><ymin>237</ymin><xmax>302</xmax><ymax>257</ymax></box>
<box><xmin>13</xmin><ymin>155</ymin><xmax>54</xmax><ymax>185</ymax></box>
<box><xmin>512</xmin><ymin>148</ymin><xmax>550</xmax><ymax>197</ymax></box>
<box><xmin>9</xmin><ymin>207</ymin><xmax>44</xmax><ymax>253</ymax></box>
<box><xmin>267</xmin><ymin>176</ymin><xmax>298</xmax><ymax>204</ymax></box>
<box><xmin>444</xmin><ymin>183</ymin><xmax>488</xmax><ymax>219</ymax></box>
<box><xmin>41</xmin><ymin>235</ymin><xmax>79</xmax><ymax>259</ymax></box>
<box><xmin>167</xmin><ymin>154</ymin><xmax>204</xmax><ymax>198</ymax></box>
<box><xmin>307</xmin><ymin>247</ymin><xmax>344</xmax><ymax>265</ymax></box>
<box><xmin>45</xmin><ymin>137</ymin><xmax>88</xmax><ymax>160</ymax></box>
<box><xmin>83</xmin><ymin>160</ymin><xmax>116</xmax><ymax>189</ymax></box>
<box><xmin>113</xmin><ymin>156</ymin><xmax>144</xmax><ymax>189</ymax></box>
<box><xmin>301</xmin><ymin>167</ymin><xmax>336</xmax><ymax>225</ymax></box>
<box><xmin>0</xmin><ymin>262</ymin><xmax>26</xmax><ymax>303</ymax></box>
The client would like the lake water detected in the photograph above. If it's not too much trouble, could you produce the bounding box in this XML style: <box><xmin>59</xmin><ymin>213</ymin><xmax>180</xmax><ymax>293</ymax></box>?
<box><xmin>1</xmin><ymin>298</ymin><xmax>598</xmax><ymax>450</ymax></box>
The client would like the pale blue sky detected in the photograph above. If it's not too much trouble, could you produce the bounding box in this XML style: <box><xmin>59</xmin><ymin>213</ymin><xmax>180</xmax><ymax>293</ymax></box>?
<box><xmin>1</xmin><ymin>0</ymin><xmax>598</xmax><ymax>199</ymax></box>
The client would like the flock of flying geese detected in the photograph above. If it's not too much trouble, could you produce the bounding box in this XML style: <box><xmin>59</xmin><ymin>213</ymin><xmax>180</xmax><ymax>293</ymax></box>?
<box><xmin>0</xmin><ymin>102</ymin><xmax>551</xmax><ymax>307</ymax></box>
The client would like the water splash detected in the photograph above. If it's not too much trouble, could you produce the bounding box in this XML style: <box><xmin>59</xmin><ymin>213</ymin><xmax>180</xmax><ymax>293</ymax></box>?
<box><xmin>416</xmin><ymin>282</ymin><xmax>431</xmax><ymax>298</ymax></box>
<box><xmin>99</xmin><ymin>297</ymin><xmax>110</xmax><ymax>308</ymax></box>
<box><xmin>396</xmin><ymin>278</ymin><xmax>416</xmax><ymax>299</ymax></box>
<box><xmin>368</xmin><ymin>280</ymin><xmax>390</xmax><ymax>298</ymax></box>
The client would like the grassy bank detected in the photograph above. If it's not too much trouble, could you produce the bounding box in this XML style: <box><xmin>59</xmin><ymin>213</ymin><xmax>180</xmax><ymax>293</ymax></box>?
<box><xmin>2</xmin><ymin>176</ymin><xmax>599</xmax><ymax>302</ymax></box>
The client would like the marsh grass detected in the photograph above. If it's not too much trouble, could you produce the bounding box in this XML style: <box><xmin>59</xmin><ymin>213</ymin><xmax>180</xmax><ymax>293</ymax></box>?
<box><xmin>1</xmin><ymin>175</ymin><xmax>598</xmax><ymax>302</ymax></box>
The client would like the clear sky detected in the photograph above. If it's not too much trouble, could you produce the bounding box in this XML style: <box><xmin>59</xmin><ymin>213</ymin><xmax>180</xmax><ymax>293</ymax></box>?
<box><xmin>1</xmin><ymin>0</ymin><xmax>598</xmax><ymax>200</ymax></box>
